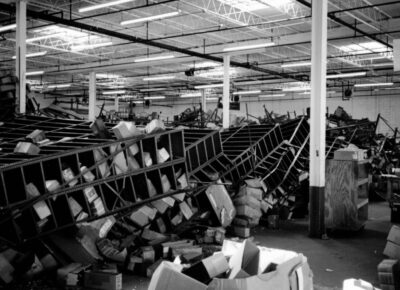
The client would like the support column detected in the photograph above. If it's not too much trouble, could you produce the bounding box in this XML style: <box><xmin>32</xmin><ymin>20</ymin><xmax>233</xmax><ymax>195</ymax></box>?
<box><xmin>201</xmin><ymin>89</ymin><xmax>206</xmax><ymax>114</ymax></box>
<box><xmin>88</xmin><ymin>71</ymin><xmax>96</xmax><ymax>121</ymax></box>
<box><xmin>16</xmin><ymin>0</ymin><xmax>27</xmax><ymax>114</ymax></box>
<box><xmin>309</xmin><ymin>0</ymin><xmax>328</xmax><ymax>238</ymax></box>
<box><xmin>222</xmin><ymin>55</ymin><xmax>230</xmax><ymax>129</ymax></box>
<box><xmin>114</xmin><ymin>97</ymin><xmax>119</xmax><ymax>112</ymax></box>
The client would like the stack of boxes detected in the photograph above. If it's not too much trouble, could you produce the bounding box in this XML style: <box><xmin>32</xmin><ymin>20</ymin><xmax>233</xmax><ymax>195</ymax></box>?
<box><xmin>377</xmin><ymin>259</ymin><xmax>400</xmax><ymax>290</ymax></box>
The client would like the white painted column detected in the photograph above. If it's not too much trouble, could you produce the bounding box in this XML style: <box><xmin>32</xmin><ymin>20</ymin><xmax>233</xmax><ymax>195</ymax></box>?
<box><xmin>114</xmin><ymin>97</ymin><xmax>119</xmax><ymax>112</ymax></box>
<box><xmin>16</xmin><ymin>0</ymin><xmax>27</xmax><ymax>114</ymax></box>
<box><xmin>88</xmin><ymin>71</ymin><xmax>96</xmax><ymax>121</ymax></box>
<box><xmin>309</xmin><ymin>0</ymin><xmax>328</xmax><ymax>238</ymax></box>
<box><xmin>201</xmin><ymin>89</ymin><xmax>206</xmax><ymax>113</ymax></box>
<box><xmin>223</xmin><ymin>55</ymin><xmax>230</xmax><ymax>128</ymax></box>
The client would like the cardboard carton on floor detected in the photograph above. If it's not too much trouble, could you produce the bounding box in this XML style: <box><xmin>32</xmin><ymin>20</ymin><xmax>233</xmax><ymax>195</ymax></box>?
<box><xmin>146</xmin><ymin>119</ymin><xmax>165</xmax><ymax>134</ymax></box>
<box><xmin>342</xmin><ymin>278</ymin><xmax>376</xmax><ymax>290</ymax></box>
<box><xmin>26</xmin><ymin>129</ymin><xmax>46</xmax><ymax>144</ymax></box>
<box><xmin>384</xmin><ymin>242</ymin><xmax>400</xmax><ymax>260</ymax></box>
<box><xmin>208</xmin><ymin>254</ymin><xmax>311</xmax><ymax>290</ymax></box>
<box><xmin>84</xmin><ymin>270</ymin><xmax>122</xmax><ymax>290</ymax></box>
<box><xmin>228</xmin><ymin>239</ymin><xmax>259</xmax><ymax>279</ymax></box>
<box><xmin>179</xmin><ymin>201</ymin><xmax>193</xmax><ymax>220</ymax></box>
<box><xmin>205</xmin><ymin>181</ymin><xmax>236</xmax><ymax>227</ymax></box>
<box><xmin>387</xmin><ymin>225</ymin><xmax>400</xmax><ymax>245</ymax></box>
<box><xmin>130</xmin><ymin>209</ymin><xmax>150</xmax><ymax>227</ymax></box>
<box><xmin>148</xmin><ymin>261</ymin><xmax>206</xmax><ymax>290</ymax></box>
<box><xmin>182</xmin><ymin>252</ymin><xmax>229</xmax><ymax>284</ymax></box>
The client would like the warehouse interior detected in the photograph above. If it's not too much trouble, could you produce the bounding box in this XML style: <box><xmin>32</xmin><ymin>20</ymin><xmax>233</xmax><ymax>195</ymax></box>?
<box><xmin>0</xmin><ymin>0</ymin><xmax>400</xmax><ymax>289</ymax></box>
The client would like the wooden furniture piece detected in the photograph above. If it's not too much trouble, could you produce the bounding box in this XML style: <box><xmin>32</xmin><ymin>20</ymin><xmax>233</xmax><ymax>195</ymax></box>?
<box><xmin>325</xmin><ymin>159</ymin><xmax>369</xmax><ymax>230</ymax></box>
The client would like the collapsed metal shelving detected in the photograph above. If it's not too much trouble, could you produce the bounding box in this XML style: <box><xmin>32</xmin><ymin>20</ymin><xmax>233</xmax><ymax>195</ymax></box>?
<box><xmin>0</xmin><ymin>116</ymin><xmax>190</xmax><ymax>246</ymax></box>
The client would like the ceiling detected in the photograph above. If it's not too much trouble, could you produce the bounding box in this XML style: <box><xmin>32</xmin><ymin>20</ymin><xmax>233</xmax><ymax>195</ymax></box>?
<box><xmin>0</xmin><ymin>0</ymin><xmax>399</xmax><ymax>103</ymax></box>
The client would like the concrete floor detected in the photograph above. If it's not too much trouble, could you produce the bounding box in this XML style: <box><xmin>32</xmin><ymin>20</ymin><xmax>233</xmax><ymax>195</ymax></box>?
<box><xmin>123</xmin><ymin>201</ymin><xmax>394</xmax><ymax>290</ymax></box>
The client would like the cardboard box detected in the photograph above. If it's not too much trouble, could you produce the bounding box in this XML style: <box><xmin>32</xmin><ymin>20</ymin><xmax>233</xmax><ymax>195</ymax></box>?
<box><xmin>130</xmin><ymin>210</ymin><xmax>149</xmax><ymax>227</ymax></box>
<box><xmin>228</xmin><ymin>240</ymin><xmax>259</xmax><ymax>278</ymax></box>
<box><xmin>145</xmin><ymin>119</ymin><xmax>165</xmax><ymax>134</ymax></box>
<box><xmin>127</xmin><ymin>155</ymin><xmax>140</xmax><ymax>170</ymax></box>
<box><xmin>84</xmin><ymin>187</ymin><xmax>98</xmax><ymax>203</ymax></box>
<box><xmin>161</xmin><ymin>240</ymin><xmax>194</xmax><ymax>258</ymax></box>
<box><xmin>139</xmin><ymin>205</ymin><xmax>157</xmax><ymax>220</ymax></box>
<box><xmin>205</xmin><ymin>181</ymin><xmax>236</xmax><ymax>227</ymax></box>
<box><xmin>147</xmin><ymin>259</ymin><xmax>164</xmax><ymax>278</ymax></box>
<box><xmin>177</xmin><ymin>174</ymin><xmax>188</xmax><ymax>189</ymax></box>
<box><xmin>387</xmin><ymin>225</ymin><xmax>400</xmax><ymax>245</ymax></box>
<box><xmin>182</xmin><ymin>253</ymin><xmax>229</xmax><ymax>284</ymax></box>
<box><xmin>141</xmin><ymin>246</ymin><xmax>156</xmax><ymax>263</ymax></box>
<box><xmin>208</xmin><ymin>254</ymin><xmax>311</xmax><ymax>290</ymax></box>
<box><xmin>383</xmin><ymin>241</ymin><xmax>400</xmax><ymax>259</ymax></box>
<box><xmin>236</xmin><ymin>205</ymin><xmax>262</xmax><ymax>219</ymax></box>
<box><xmin>148</xmin><ymin>261</ymin><xmax>206</xmax><ymax>290</ymax></box>
<box><xmin>128</xmin><ymin>143</ymin><xmax>139</xmax><ymax>156</ymax></box>
<box><xmin>163</xmin><ymin>197</ymin><xmax>175</xmax><ymax>207</ymax></box>
<box><xmin>26</xmin><ymin>129</ymin><xmax>46</xmax><ymax>144</ymax></box>
<box><xmin>80</xmin><ymin>166</ymin><xmax>95</xmax><ymax>182</ymax></box>
<box><xmin>112</xmin><ymin>121</ymin><xmax>139</xmax><ymax>139</ymax></box>
<box><xmin>233</xmin><ymin>226</ymin><xmax>250</xmax><ymax>238</ymax></box>
<box><xmin>111</xmin><ymin>144</ymin><xmax>128</xmax><ymax>174</ymax></box>
<box><xmin>179</xmin><ymin>201</ymin><xmax>193</xmax><ymax>220</ymax></box>
<box><xmin>88</xmin><ymin>216</ymin><xmax>116</xmax><ymax>239</ymax></box>
<box><xmin>144</xmin><ymin>152</ymin><xmax>153</xmax><ymax>167</ymax></box>
<box><xmin>161</xmin><ymin>175</ymin><xmax>171</xmax><ymax>193</ymax></box>
<box><xmin>147</xmin><ymin>179</ymin><xmax>158</xmax><ymax>197</ymax></box>
<box><xmin>14</xmin><ymin>142</ymin><xmax>40</xmax><ymax>155</ymax></box>
<box><xmin>157</xmin><ymin>148</ymin><xmax>170</xmax><ymax>164</ymax></box>
<box><xmin>334</xmin><ymin>148</ymin><xmax>366</xmax><ymax>161</ymax></box>
<box><xmin>244</xmin><ymin>178</ymin><xmax>267</xmax><ymax>192</ymax></box>
<box><xmin>68</xmin><ymin>197</ymin><xmax>83</xmax><ymax>217</ymax></box>
<box><xmin>33</xmin><ymin>200</ymin><xmax>52</xmax><ymax>220</ymax></box>
<box><xmin>62</xmin><ymin>168</ymin><xmax>78</xmax><ymax>187</ymax></box>
<box><xmin>234</xmin><ymin>196</ymin><xmax>261</xmax><ymax>210</ymax></box>
<box><xmin>156</xmin><ymin>218</ymin><xmax>166</xmax><ymax>233</ymax></box>
<box><xmin>152</xmin><ymin>199</ymin><xmax>169</xmax><ymax>214</ymax></box>
<box><xmin>343</xmin><ymin>278</ymin><xmax>375</xmax><ymax>290</ymax></box>
<box><xmin>84</xmin><ymin>271</ymin><xmax>122</xmax><ymax>290</ymax></box>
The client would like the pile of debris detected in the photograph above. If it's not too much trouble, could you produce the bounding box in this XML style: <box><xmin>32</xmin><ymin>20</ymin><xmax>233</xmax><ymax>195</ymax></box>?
<box><xmin>149</xmin><ymin>238</ymin><xmax>313</xmax><ymax>290</ymax></box>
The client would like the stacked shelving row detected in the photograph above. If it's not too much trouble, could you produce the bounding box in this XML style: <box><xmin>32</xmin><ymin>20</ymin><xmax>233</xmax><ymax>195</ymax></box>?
<box><xmin>0</xmin><ymin>129</ymin><xmax>189</xmax><ymax>245</ymax></box>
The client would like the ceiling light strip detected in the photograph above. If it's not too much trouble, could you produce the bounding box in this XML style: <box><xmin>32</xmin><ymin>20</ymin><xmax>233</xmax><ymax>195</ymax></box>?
<box><xmin>103</xmin><ymin>90</ymin><xmax>126</xmax><ymax>95</ymax></box>
<box><xmin>194</xmin><ymin>83</ymin><xmax>224</xmax><ymax>89</ymax></box>
<box><xmin>0</xmin><ymin>23</ymin><xmax>16</xmax><ymax>33</ymax></box>
<box><xmin>26</xmin><ymin>71</ymin><xmax>45</xmax><ymax>76</ymax></box>
<box><xmin>12</xmin><ymin>51</ymin><xmax>48</xmax><ymax>59</ymax></box>
<box><xmin>70</xmin><ymin>42</ymin><xmax>113</xmax><ymax>51</ymax></box>
<box><xmin>79</xmin><ymin>0</ymin><xmax>137</xmax><ymax>13</ymax></box>
<box><xmin>143</xmin><ymin>76</ymin><xmax>176</xmax><ymax>81</ymax></box>
<box><xmin>223</xmin><ymin>42</ymin><xmax>275</xmax><ymax>52</ymax></box>
<box><xmin>281</xmin><ymin>62</ymin><xmax>312</xmax><ymax>68</ymax></box>
<box><xmin>326</xmin><ymin>72</ymin><xmax>366</xmax><ymax>79</ymax></box>
<box><xmin>121</xmin><ymin>11</ymin><xmax>181</xmax><ymax>25</ymax></box>
<box><xmin>134</xmin><ymin>55</ymin><xmax>175</xmax><ymax>63</ymax></box>
<box><xmin>144</xmin><ymin>96</ymin><xmax>165</xmax><ymax>100</ymax></box>
<box><xmin>233</xmin><ymin>90</ymin><xmax>261</xmax><ymax>95</ymax></box>
<box><xmin>354</xmin><ymin>82</ymin><xmax>394</xmax><ymax>87</ymax></box>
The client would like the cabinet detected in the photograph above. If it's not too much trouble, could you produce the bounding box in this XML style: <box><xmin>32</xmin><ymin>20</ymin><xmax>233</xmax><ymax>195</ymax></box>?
<box><xmin>325</xmin><ymin>159</ymin><xmax>369</xmax><ymax>230</ymax></box>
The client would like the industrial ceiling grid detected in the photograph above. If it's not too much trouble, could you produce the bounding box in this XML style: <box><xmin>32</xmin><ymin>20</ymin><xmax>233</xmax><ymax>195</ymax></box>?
<box><xmin>0</xmin><ymin>0</ymin><xmax>399</xmax><ymax>102</ymax></box>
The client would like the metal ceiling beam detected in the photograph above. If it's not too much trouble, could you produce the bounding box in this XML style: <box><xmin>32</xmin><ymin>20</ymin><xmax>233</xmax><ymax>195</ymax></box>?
<box><xmin>295</xmin><ymin>0</ymin><xmax>393</xmax><ymax>49</ymax></box>
<box><xmin>0</xmin><ymin>2</ymin><xmax>305</xmax><ymax>82</ymax></box>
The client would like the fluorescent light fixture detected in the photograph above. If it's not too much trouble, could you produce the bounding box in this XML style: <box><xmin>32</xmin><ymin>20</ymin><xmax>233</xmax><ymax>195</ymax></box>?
<box><xmin>140</xmin><ymin>88</ymin><xmax>167</xmax><ymax>92</ymax></box>
<box><xmin>26</xmin><ymin>71</ymin><xmax>45</xmax><ymax>76</ymax></box>
<box><xmin>370</xmin><ymin>62</ymin><xmax>393</xmax><ymax>67</ymax></box>
<box><xmin>223</xmin><ymin>42</ymin><xmax>275</xmax><ymax>52</ymax></box>
<box><xmin>103</xmin><ymin>90</ymin><xmax>126</xmax><ymax>95</ymax></box>
<box><xmin>96</xmin><ymin>73</ymin><xmax>121</xmax><ymax>79</ymax></box>
<box><xmin>299</xmin><ymin>92</ymin><xmax>311</xmax><ymax>95</ymax></box>
<box><xmin>191</xmin><ymin>62</ymin><xmax>220</xmax><ymax>68</ymax></box>
<box><xmin>194</xmin><ymin>83</ymin><xmax>224</xmax><ymax>89</ymax></box>
<box><xmin>326</xmin><ymin>71</ymin><xmax>366</xmax><ymax>79</ymax></box>
<box><xmin>27</xmin><ymin>33</ymin><xmax>64</xmax><ymax>43</ymax></box>
<box><xmin>282</xmin><ymin>86</ymin><xmax>311</xmax><ymax>92</ymax></box>
<box><xmin>0</xmin><ymin>23</ymin><xmax>16</xmax><ymax>33</ymax></box>
<box><xmin>79</xmin><ymin>0</ymin><xmax>137</xmax><ymax>13</ymax></box>
<box><xmin>354</xmin><ymin>82</ymin><xmax>394</xmax><ymax>87</ymax></box>
<box><xmin>48</xmin><ymin>84</ymin><xmax>71</xmax><ymax>89</ymax></box>
<box><xmin>12</xmin><ymin>51</ymin><xmax>48</xmax><ymax>59</ymax></box>
<box><xmin>259</xmin><ymin>94</ymin><xmax>285</xmax><ymax>98</ymax></box>
<box><xmin>143</xmin><ymin>75</ymin><xmax>176</xmax><ymax>81</ymax></box>
<box><xmin>181</xmin><ymin>92</ymin><xmax>202</xmax><ymax>98</ymax></box>
<box><xmin>144</xmin><ymin>96</ymin><xmax>165</xmax><ymax>100</ymax></box>
<box><xmin>134</xmin><ymin>55</ymin><xmax>175</xmax><ymax>63</ymax></box>
<box><xmin>281</xmin><ymin>62</ymin><xmax>311</xmax><ymax>68</ymax></box>
<box><xmin>121</xmin><ymin>11</ymin><xmax>180</xmax><ymax>25</ymax></box>
<box><xmin>70</xmin><ymin>42</ymin><xmax>113</xmax><ymax>51</ymax></box>
<box><xmin>206</xmin><ymin>97</ymin><xmax>219</xmax><ymax>101</ymax></box>
<box><xmin>233</xmin><ymin>90</ymin><xmax>261</xmax><ymax>95</ymax></box>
